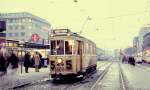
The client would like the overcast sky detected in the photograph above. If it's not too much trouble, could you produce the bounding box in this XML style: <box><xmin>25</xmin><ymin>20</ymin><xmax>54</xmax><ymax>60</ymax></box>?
<box><xmin>1</xmin><ymin>0</ymin><xmax>150</xmax><ymax>50</ymax></box>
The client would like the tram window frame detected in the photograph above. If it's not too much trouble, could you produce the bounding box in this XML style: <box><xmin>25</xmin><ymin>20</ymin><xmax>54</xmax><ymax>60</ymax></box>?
<box><xmin>51</xmin><ymin>40</ymin><xmax>56</xmax><ymax>55</ymax></box>
<box><xmin>65</xmin><ymin>40</ymin><xmax>72</xmax><ymax>55</ymax></box>
<box><xmin>51</xmin><ymin>40</ymin><xmax>65</xmax><ymax>55</ymax></box>
<box><xmin>57</xmin><ymin>40</ymin><xmax>64</xmax><ymax>55</ymax></box>
<box><xmin>51</xmin><ymin>40</ymin><xmax>74</xmax><ymax>55</ymax></box>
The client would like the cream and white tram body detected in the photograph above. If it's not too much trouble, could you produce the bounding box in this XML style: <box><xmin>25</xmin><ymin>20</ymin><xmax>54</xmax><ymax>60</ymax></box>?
<box><xmin>49</xmin><ymin>29</ymin><xmax>97</xmax><ymax>79</ymax></box>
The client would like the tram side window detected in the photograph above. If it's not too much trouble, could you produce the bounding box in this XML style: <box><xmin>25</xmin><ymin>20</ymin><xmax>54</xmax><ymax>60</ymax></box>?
<box><xmin>65</xmin><ymin>41</ymin><xmax>72</xmax><ymax>54</ymax></box>
<box><xmin>51</xmin><ymin>41</ymin><xmax>56</xmax><ymax>55</ymax></box>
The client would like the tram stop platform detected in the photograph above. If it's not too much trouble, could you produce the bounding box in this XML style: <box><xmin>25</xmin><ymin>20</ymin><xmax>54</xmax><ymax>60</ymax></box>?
<box><xmin>0</xmin><ymin>65</ymin><xmax>50</xmax><ymax>90</ymax></box>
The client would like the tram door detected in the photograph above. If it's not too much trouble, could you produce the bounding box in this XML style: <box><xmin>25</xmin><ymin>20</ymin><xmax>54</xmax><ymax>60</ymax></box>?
<box><xmin>78</xmin><ymin>41</ymin><xmax>83</xmax><ymax>71</ymax></box>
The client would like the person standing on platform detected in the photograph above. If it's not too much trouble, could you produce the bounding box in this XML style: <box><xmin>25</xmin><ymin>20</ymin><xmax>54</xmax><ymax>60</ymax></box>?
<box><xmin>34</xmin><ymin>52</ymin><xmax>40</xmax><ymax>72</ymax></box>
<box><xmin>0</xmin><ymin>51</ymin><xmax>7</xmax><ymax>75</ymax></box>
<box><xmin>7</xmin><ymin>52</ymin><xmax>19</xmax><ymax>75</ymax></box>
<box><xmin>24</xmin><ymin>52</ymin><xmax>31</xmax><ymax>73</ymax></box>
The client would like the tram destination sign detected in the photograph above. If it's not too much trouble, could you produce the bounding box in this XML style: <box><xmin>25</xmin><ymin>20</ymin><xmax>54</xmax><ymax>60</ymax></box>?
<box><xmin>53</xmin><ymin>29</ymin><xmax>70</xmax><ymax>35</ymax></box>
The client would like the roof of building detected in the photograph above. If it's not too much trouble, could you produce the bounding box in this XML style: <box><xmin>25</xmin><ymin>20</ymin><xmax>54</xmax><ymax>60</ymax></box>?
<box><xmin>0</xmin><ymin>12</ymin><xmax>50</xmax><ymax>26</ymax></box>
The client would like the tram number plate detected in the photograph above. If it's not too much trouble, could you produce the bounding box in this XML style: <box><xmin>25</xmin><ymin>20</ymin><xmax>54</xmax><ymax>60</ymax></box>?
<box><xmin>56</xmin><ymin>66</ymin><xmax>64</xmax><ymax>71</ymax></box>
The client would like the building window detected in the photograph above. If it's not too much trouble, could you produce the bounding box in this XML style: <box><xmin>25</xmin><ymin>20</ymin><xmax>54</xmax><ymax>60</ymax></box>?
<box><xmin>22</xmin><ymin>19</ymin><xmax>26</xmax><ymax>22</ymax></box>
<box><xmin>21</xmin><ymin>32</ymin><xmax>25</xmax><ymax>36</ymax></box>
<box><xmin>15</xmin><ymin>26</ymin><xmax>18</xmax><ymax>30</ymax></box>
<box><xmin>15</xmin><ymin>32</ymin><xmax>18</xmax><ymax>37</ymax></box>
<box><xmin>21</xmin><ymin>25</ymin><xmax>25</xmax><ymax>30</ymax></box>
<box><xmin>28</xmin><ymin>19</ymin><xmax>32</xmax><ymax>22</ymax></box>
<box><xmin>9</xmin><ymin>26</ymin><xmax>13</xmax><ymax>30</ymax></box>
<box><xmin>9</xmin><ymin>33</ymin><xmax>12</xmax><ymax>37</ymax></box>
<box><xmin>9</xmin><ymin>19</ymin><xmax>13</xmax><ymax>23</ymax></box>
<box><xmin>28</xmin><ymin>25</ymin><xmax>32</xmax><ymax>29</ymax></box>
<box><xmin>13</xmin><ymin>19</ymin><xmax>16</xmax><ymax>23</ymax></box>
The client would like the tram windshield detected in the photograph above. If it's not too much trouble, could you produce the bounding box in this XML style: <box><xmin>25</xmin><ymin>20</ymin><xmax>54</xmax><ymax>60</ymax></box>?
<box><xmin>51</xmin><ymin>40</ymin><xmax>73</xmax><ymax>55</ymax></box>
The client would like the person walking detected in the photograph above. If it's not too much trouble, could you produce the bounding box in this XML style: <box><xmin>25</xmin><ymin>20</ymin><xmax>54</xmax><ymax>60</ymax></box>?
<box><xmin>7</xmin><ymin>52</ymin><xmax>19</xmax><ymax>74</ymax></box>
<box><xmin>128</xmin><ymin>56</ymin><xmax>135</xmax><ymax>66</ymax></box>
<box><xmin>0</xmin><ymin>51</ymin><xmax>7</xmax><ymax>75</ymax></box>
<box><xmin>24</xmin><ymin>52</ymin><xmax>31</xmax><ymax>73</ymax></box>
<box><xmin>34</xmin><ymin>52</ymin><xmax>40</xmax><ymax>72</ymax></box>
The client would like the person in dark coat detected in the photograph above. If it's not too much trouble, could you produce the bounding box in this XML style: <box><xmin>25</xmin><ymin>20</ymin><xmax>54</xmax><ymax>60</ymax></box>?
<box><xmin>122</xmin><ymin>56</ymin><xmax>127</xmax><ymax>63</ymax></box>
<box><xmin>7</xmin><ymin>52</ymin><xmax>19</xmax><ymax>69</ymax></box>
<box><xmin>128</xmin><ymin>56</ymin><xmax>135</xmax><ymax>66</ymax></box>
<box><xmin>0</xmin><ymin>51</ymin><xmax>7</xmax><ymax>74</ymax></box>
<box><xmin>24</xmin><ymin>52</ymin><xmax>31</xmax><ymax>73</ymax></box>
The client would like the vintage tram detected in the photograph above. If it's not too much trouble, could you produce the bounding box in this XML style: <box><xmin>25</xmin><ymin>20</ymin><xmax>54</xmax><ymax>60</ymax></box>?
<box><xmin>49</xmin><ymin>29</ymin><xmax>97</xmax><ymax>79</ymax></box>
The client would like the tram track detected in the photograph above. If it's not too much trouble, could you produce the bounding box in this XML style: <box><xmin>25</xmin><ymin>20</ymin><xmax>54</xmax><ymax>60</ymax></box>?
<box><xmin>60</xmin><ymin>62</ymin><xmax>112</xmax><ymax>90</ymax></box>
<box><xmin>119</xmin><ymin>63</ymin><xmax>129</xmax><ymax>90</ymax></box>
<box><xmin>89</xmin><ymin>62</ymin><xmax>112</xmax><ymax>90</ymax></box>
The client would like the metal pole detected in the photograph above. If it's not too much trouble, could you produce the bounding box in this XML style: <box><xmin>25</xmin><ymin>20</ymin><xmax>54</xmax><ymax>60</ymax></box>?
<box><xmin>79</xmin><ymin>16</ymin><xmax>92</xmax><ymax>34</ymax></box>
<box><xmin>21</xmin><ymin>48</ymin><xmax>22</xmax><ymax>74</ymax></box>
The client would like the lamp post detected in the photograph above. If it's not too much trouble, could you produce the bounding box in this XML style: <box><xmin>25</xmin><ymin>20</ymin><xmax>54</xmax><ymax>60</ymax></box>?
<box><xmin>19</xmin><ymin>41</ymin><xmax>24</xmax><ymax>74</ymax></box>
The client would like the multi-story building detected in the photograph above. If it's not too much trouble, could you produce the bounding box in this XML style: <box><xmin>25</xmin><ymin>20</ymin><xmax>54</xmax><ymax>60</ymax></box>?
<box><xmin>138</xmin><ymin>24</ymin><xmax>150</xmax><ymax>52</ymax></box>
<box><xmin>0</xmin><ymin>12</ymin><xmax>51</xmax><ymax>44</ymax></box>
<box><xmin>132</xmin><ymin>24</ymin><xmax>150</xmax><ymax>62</ymax></box>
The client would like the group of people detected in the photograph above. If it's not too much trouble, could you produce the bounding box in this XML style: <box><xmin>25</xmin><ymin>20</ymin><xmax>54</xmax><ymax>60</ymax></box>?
<box><xmin>24</xmin><ymin>51</ymin><xmax>42</xmax><ymax>73</ymax></box>
<box><xmin>0</xmin><ymin>48</ymin><xmax>19</xmax><ymax>76</ymax></box>
<box><xmin>122</xmin><ymin>55</ymin><xmax>136</xmax><ymax>66</ymax></box>
<box><xmin>0</xmin><ymin>47</ymin><xmax>43</xmax><ymax>76</ymax></box>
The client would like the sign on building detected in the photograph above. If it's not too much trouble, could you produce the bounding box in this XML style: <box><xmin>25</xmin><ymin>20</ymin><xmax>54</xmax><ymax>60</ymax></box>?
<box><xmin>31</xmin><ymin>33</ymin><xmax>40</xmax><ymax>42</ymax></box>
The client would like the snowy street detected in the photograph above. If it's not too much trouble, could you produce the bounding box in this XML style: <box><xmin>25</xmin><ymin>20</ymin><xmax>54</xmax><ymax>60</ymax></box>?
<box><xmin>0</xmin><ymin>66</ymin><xmax>50</xmax><ymax>90</ymax></box>
<box><xmin>0</xmin><ymin>61</ymin><xmax>150</xmax><ymax>90</ymax></box>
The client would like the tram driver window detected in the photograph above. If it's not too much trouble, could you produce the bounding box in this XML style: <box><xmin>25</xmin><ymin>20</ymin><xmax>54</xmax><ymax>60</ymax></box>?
<box><xmin>57</xmin><ymin>40</ymin><xmax>64</xmax><ymax>55</ymax></box>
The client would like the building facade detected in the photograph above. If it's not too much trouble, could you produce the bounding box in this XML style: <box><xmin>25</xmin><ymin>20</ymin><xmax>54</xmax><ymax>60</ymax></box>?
<box><xmin>142</xmin><ymin>32</ymin><xmax>150</xmax><ymax>62</ymax></box>
<box><xmin>0</xmin><ymin>12</ymin><xmax>51</xmax><ymax>44</ymax></box>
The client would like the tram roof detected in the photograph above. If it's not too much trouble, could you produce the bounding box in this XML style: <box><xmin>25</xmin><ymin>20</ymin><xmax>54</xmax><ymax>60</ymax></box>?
<box><xmin>50</xmin><ymin>29</ymin><xmax>96</xmax><ymax>46</ymax></box>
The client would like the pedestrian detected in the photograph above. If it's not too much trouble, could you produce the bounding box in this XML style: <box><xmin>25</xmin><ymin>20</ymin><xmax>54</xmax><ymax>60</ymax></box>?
<box><xmin>24</xmin><ymin>52</ymin><xmax>31</xmax><ymax>73</ymax></box>
<box><xmin>128</xmin><ymin>56</ymin><xmax>135</xmax><ymax>66</ymax></box>
<box><xmin>34</xmin><ymin>52</ymin><xmax>40</xmax><ymax>72</ymax></box>
<box><xmin>0</xmin><ymin>51</ymin><xmax>7</xmax><ymax>76</ymax></box>
<box><xmin>7</xmin><ymin>52</ymin><xmax>19</xmax><ymax>74</ymax></box>
<box><xmin>38</xmin><ymin>53</ymin><xmax>42</xmax><ymax>68</ymax></box>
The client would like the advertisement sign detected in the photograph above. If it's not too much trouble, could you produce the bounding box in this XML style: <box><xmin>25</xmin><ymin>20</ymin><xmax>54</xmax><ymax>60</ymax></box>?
<box><xmin>31</xmin><ymin>34</ymin><xmax>40</xmax><ymax>42</ymax></box>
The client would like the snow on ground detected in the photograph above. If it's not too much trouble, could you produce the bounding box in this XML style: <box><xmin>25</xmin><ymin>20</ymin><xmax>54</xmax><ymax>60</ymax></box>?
<box><xmin>121</xmin><ymin>63</ymin><xmax>150</xmax><ymax>90</ymax></box>
<box><xmin>0</xmin><ymin>66</ymin><xmax>50</xmax><ymax>90</ymax></box>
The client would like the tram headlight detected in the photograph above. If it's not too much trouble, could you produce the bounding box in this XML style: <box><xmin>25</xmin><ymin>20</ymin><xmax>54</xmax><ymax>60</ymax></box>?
<box><xmin>57</xmin><ymin>58</ymin><xmax>62</xmax><ymax>63</ymax></box>
<box><xmin>50</xmin><ymin>34</ymin><xmax>54</xmax><ymax>37</ymax></box>
<box><xmin>67</xmin><ymin>33</ymin><xmax>71</xmax><ymax>36</ymax></box>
